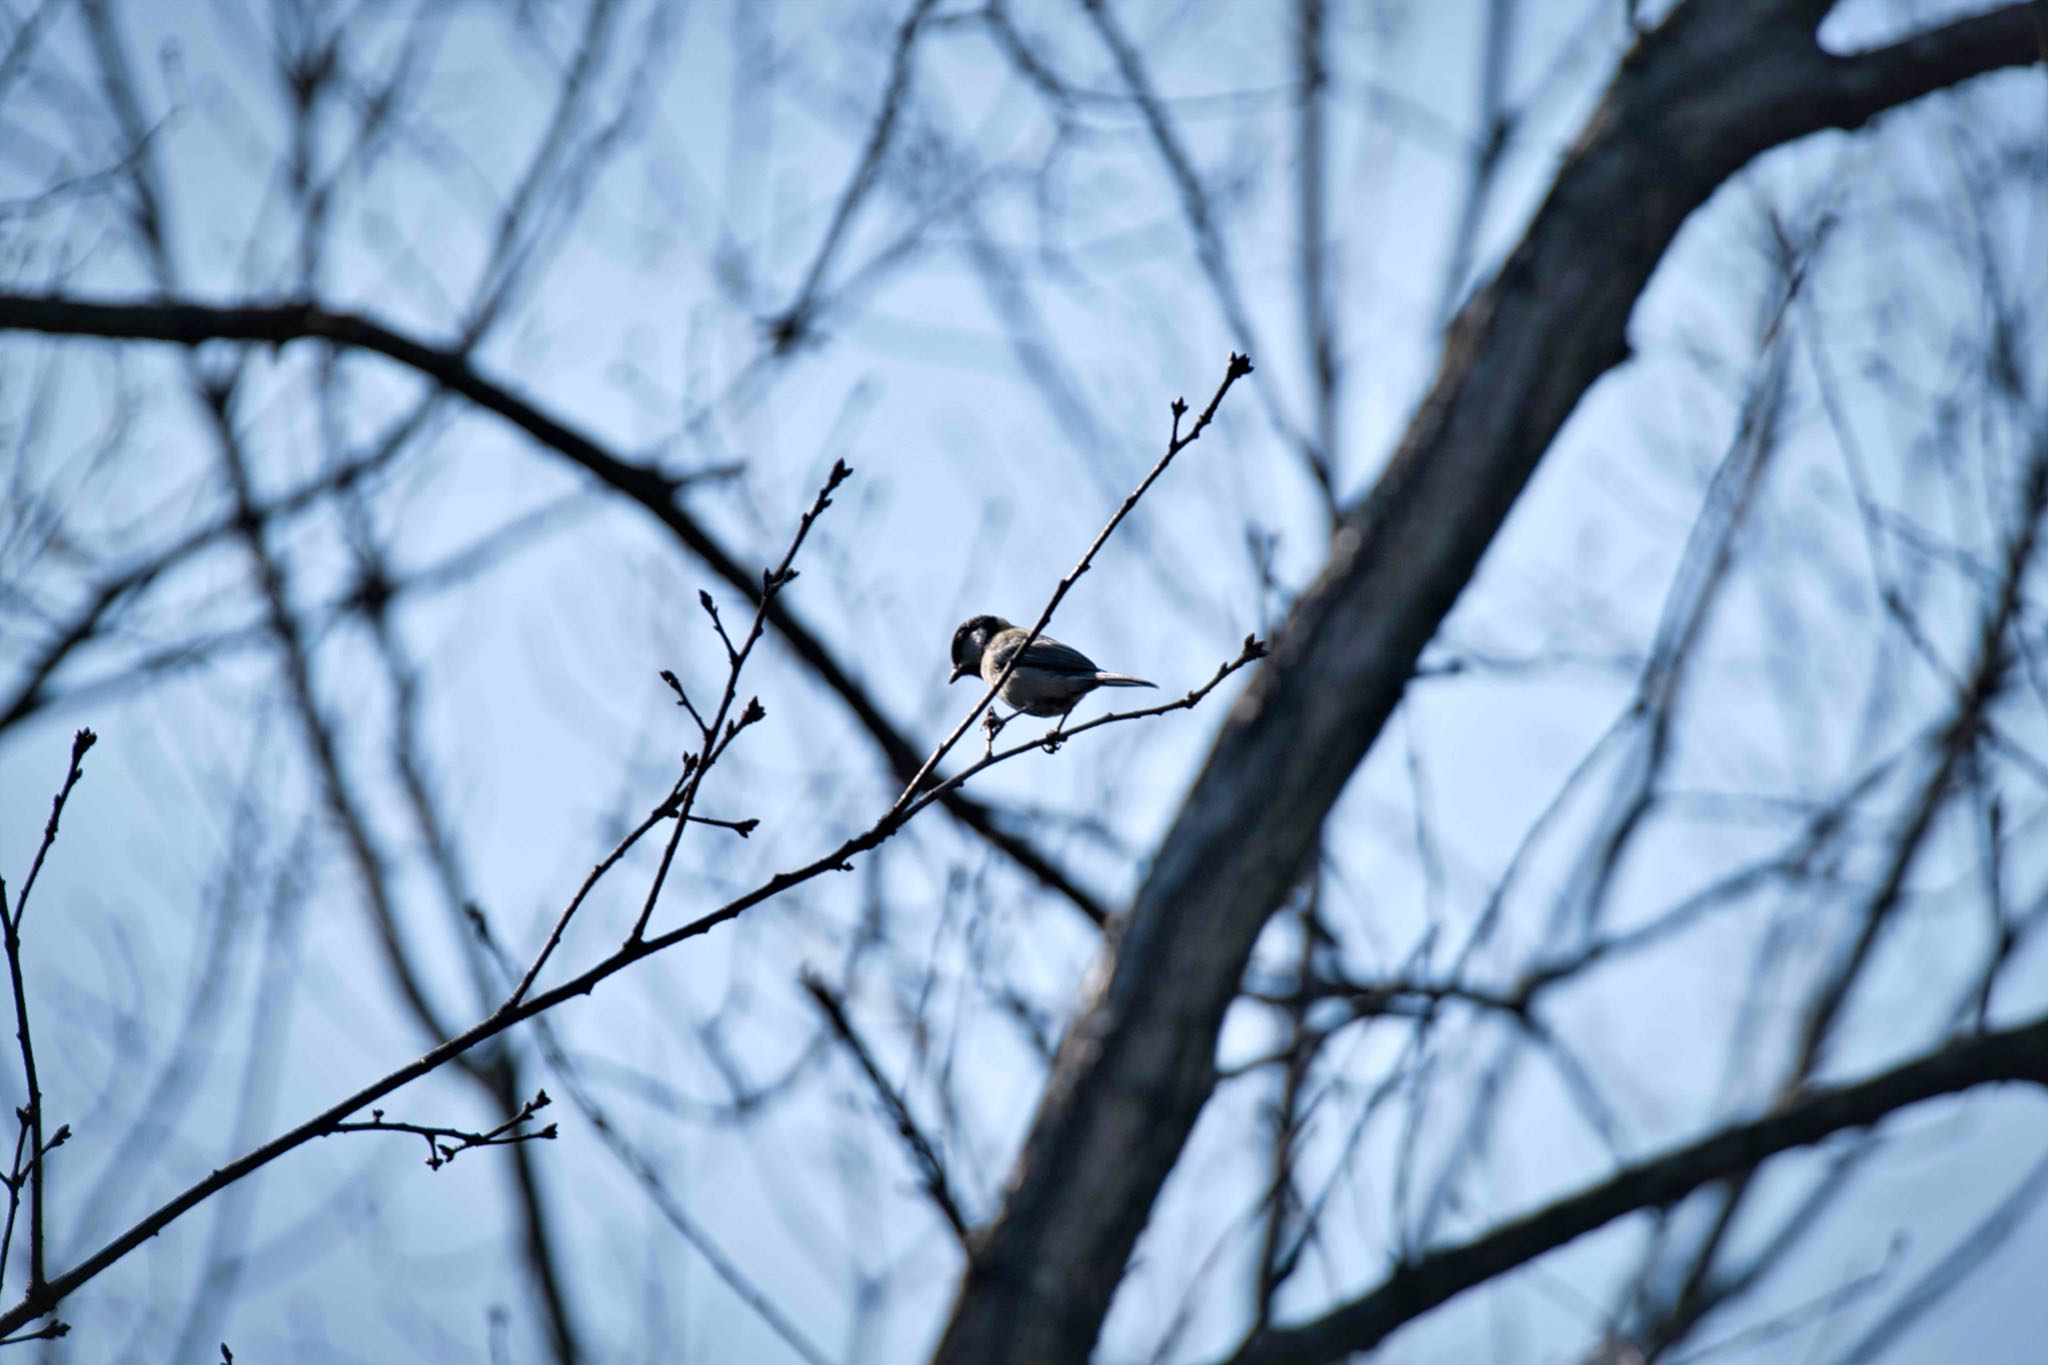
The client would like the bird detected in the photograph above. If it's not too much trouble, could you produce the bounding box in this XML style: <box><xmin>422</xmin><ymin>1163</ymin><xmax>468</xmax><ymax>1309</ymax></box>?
<box><xmin>949</xmin><ymin>613</ymin><xmax>1157</xmax><ymax>731</ymax></box>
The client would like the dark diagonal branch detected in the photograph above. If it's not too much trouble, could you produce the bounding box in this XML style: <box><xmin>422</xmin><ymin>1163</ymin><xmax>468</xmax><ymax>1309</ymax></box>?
<box><xmin>803</xmin><ymin>974</ymin><xmax>972</xmax><ymax>1247</ymax></box>
<box><xmin>0</xmin><ymin>290</ymin><xmax>1111</xmax><ymax>927</ymax></box>
<box><xmin>1226</xmin><ymin>1012</ymin><xmax>2048</xmax><ymax>1364</ymax></box>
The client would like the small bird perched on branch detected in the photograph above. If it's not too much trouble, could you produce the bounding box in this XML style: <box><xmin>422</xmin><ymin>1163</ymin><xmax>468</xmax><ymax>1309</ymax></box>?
<box><xmin>950</xmin><ymin>614</ymin><xmax>1157</xmax><ymax>732</ymax></box>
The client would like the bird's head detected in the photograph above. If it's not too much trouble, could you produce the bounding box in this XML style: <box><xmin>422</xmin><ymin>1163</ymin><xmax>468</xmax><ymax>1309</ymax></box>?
<box><xmin>949</xmin><ymin>614</ymin><xmax>1013</xmax><ymax>683</ymax></box>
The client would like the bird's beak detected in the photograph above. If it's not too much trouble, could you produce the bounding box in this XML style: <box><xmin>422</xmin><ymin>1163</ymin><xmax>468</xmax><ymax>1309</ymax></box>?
<box><xmin>948</xmin><ymin>662</ymin><xmax>970</xmax><ymax>684</ymax></box>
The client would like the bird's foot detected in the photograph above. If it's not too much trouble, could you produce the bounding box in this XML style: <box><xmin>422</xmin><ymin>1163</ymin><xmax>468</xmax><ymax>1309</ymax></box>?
<box><xmin>1039</xmin><ymin>709</ymin><xmax>1077</xmax><ymax>754</ymax></box>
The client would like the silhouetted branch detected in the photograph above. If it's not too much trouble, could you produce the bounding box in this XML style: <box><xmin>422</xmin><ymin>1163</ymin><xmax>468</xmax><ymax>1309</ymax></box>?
<box><xmin>333</xmin><ymin>1092</ymin><xmax>555</xmax><ymax>1172</ymax></box>
<box><xmin>1227</xmin><ymin>1012</ymin><xmax>2048</xmax><ymax>1364</ymax></box>
<box><xmin>0</xmin><ymin>726</ymin><xmax>93</xmax><ymax>1320</ymax></box>
<box><xmin>629</xmin><ymin>461</ymin><xmax>851</xmax><ymax>942</ymax></box>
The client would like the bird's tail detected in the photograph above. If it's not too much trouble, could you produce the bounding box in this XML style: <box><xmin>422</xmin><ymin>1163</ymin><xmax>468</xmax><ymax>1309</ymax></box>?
<box><xmin>1094</xmin><ymin>673</ymin><xmax>1157</xmax><ymax>689</ymax></box>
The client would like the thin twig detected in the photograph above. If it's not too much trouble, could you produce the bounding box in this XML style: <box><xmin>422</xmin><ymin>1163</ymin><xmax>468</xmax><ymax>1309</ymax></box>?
<box><xmin>895</xmin><ymin>352</ymin><xmax>1254</xmax><ymax>810</ymax></box>
<box><xmin>7</xmin><ymin>728</ymin><xmax>95</xmax><ymax>933</ymax></box>
<box><xmin>629</xmin><ymin>460</ymin><xmax>851</xmax><ymax>942</ymax></box>
<box><xmin>332</xmin><ymin>1092</ymin><xmax>555</xmax><ymax>1171</ymax></box>
<box><xmin>686</xmin><ymin>815</ymin><xmax>760</xmax><ymax>838</ymax></box>
<box><xmin>700</xmin><ymin>592</ymin><xmax>740</xmax><ymax>664</ymax></box>
<box><xmin>506</xmin><ymin>777</ymin><xmax>683</xmax><ymax>1007</ymax></box>
<box><xmin>658</xmin><ymin>669</ymin><xmax>710</xmax><ymax>736</ymax></box>
<box><xmin>465</xmin><ymin>911</ymin><xmax>837</xmax><ymax>1365</ymax></box>
<box><xmin>0</xmin><ymin>1122</ymin><xmax>30</xmax><ymax>1294</ymax></box>
<box><xmin>2</xmin><ymin>727</ymin><xmax>94</xmax><ymax>1310</ymax></box>
<box><xmin>514</xmin><ymin>463</ymin><xmax>847</xmax><ymax>998</ymax></box>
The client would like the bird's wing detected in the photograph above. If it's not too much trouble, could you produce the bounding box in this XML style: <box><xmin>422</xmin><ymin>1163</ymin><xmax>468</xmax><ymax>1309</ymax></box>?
<box><xmin>1018</xmin><ymin>634</ymin><xmax>1105</xmax><ymax>677</ymax></box>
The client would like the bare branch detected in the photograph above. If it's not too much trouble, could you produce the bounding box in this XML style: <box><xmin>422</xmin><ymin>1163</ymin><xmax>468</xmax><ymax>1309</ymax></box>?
<box><xmin>1228</xmin><ymin>1012</ymin><xmax>2048</xmax><ymax>1365</ymax></box>
<box><xmin>767</xmin><ymin>0</ymin><xmax>943</xmax><ymax>351</ymax></box>
<box><xmin>1</xmin><ymin>726</ymin><xmax>94</xmax><ymax>1314</ymax></box>
<box><xmin>895</xmin><ymin>352</ymin><xmax>1254</xmax><ymax>810</ymax></box>
<box><xmin>333</xmin><ymin>1092</ymin><xmax>556</xmax><ymax>1172</ymax></box>
<box><xmin>803</xmin><ymin>973</ymin><xmax>973</xmax><ymax>1247</ymax></box>
<box><xmin>629</xmin><ymin>460</ymin><xmax>850</xmax><ymax>943</ymax></box>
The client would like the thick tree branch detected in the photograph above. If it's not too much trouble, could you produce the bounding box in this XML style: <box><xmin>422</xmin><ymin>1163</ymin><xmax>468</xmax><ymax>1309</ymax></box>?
<box><xmin>1226</xmin><ymin>1014</ymin><xmax>2048</xmax><ymax>1364</ymax></box>
<box><xmin>929</xmin><ymin>4</ymin><xmax>2045</xmax><ymax>1361</ymax></box>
